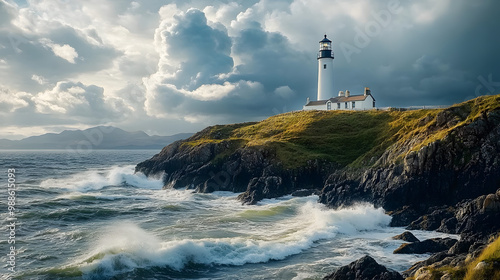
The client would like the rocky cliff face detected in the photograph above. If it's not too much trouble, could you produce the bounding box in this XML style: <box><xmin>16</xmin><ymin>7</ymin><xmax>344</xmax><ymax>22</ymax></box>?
<box><xmin>320</xmin><ymin>102</ymin><xmax>500</xmax><ymax>228</ymax></box>
<box><xmin>135</xmin><ymin>127</ymin><xmax>334</xmax><ymax>204</ymax></box>
<box><xmin>136</xmin><ymin>95</ymin><xmax>500</xmax><ymax>217</ymax></box>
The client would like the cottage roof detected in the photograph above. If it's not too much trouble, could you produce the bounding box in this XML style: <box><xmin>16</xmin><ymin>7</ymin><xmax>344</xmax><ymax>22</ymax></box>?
<box><xmin>304</xmin><ymin>93</ymin><xmax>374</xmax><ymax>106</ymax></box>
<box><xmin>305</xmin><ymin>100</ymin><xmax>328</xmax><ymax>106</ymax></box>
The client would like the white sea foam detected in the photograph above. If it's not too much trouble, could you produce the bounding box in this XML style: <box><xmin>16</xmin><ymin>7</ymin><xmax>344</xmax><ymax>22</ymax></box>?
<box><xmin>76</xmin><ymin>201</ymin><xmax>392</xmax><ymax>277</ymax></box>
<box><xmin>40</xmin><ymin>165</ymin><xmax>163</xmax><ymax>192</ymax></box>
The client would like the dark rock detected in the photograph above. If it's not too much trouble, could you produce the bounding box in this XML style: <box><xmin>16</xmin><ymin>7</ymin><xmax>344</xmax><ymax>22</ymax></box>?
<box><xmin>469</xmin><ymin>241</ymin><xmax>486</xmax><ymax>254</ymax></box>
<box><xmin>406</xmin><ymin>208</ymin><xmax>454</xmax><ymax>231</ymax></box>
<box><xmin>291</xmin><ymin>188</ymin><xmax>319</xmax><ymax>197</ymax></box>
<box><xmin>323</xmin><ymin>255</ymin><xmax>403</xmax><ymax>280</ymax></box>
<box><xmin>393</xmin><ymin>238</ymin><xmax>457</xmax><ymax>254</ymax></box>
<box><xmin>448</xmin><ymin>239</ymin><xmax>474</xmax><ymax>255</ymax></box>
<box><xmin>388</xmin><ymin>207</ymin><xmax>420</xmax><ymax>227</ymax></box>
<box><xmin>399</xmin><ymin>189</ymin><xmax>500</xmax><ymax>239</ymax></box>
<box><xmin>392</xmin><ymin>231</ymin><xmax>419</xmax><ymax>242</ymax></box>
<box><xmin>135</xmin><ymin>134</ymin><xmax>333</xmax><ymax>204</ymax></box>
<box><xmin>236</xmin><ymin>176</ymin><xmax>285</xmax><ymax>204</ymax></box>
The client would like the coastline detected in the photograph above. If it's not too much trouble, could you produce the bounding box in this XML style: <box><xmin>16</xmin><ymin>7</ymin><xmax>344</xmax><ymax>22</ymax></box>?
<box><xmin>136</xmin><ymin>94</ymin><xmax>500</xmax><ymax>279</ymax></box>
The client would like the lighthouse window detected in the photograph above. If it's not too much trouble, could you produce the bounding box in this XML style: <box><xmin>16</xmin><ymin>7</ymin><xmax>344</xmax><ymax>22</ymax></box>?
<box><xmin>323</xmin><ymin>64</ymin><xmax>327</xmax><ymax>69</ymax></box>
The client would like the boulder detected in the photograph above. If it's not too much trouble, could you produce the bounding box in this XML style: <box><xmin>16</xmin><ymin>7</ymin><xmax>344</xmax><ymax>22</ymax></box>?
<box><xmin>393</xmin><ymin>238</ymin><xmax>457</xmax><ymax>254</ymax></box>
<box><xmin>323</xmin><ymin>255</ymin><xmax>403</xmax><ymax>280</ymax></box>
<box><xmin>392</xmin><ymin>231</ymin><xmax>419</xmax><ymax>242</ymax></box>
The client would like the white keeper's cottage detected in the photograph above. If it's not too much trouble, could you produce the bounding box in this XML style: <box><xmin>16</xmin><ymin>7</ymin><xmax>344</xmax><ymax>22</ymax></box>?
<box><xmin>303</xmin><ymin>35</ymin><xmax>376</xmax><ymax>111</ymax></box>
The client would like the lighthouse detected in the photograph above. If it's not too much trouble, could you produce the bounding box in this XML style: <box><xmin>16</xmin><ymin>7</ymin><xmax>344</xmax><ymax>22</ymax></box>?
<box><xmin>317</xmin><ymin>35</ymin><xmax>334</xmax><ymax>101</ymax></box>
<box><xmin>303</xmin><ymin>34</ymin><xmax>375</xmax><ymax>111</ymax></box>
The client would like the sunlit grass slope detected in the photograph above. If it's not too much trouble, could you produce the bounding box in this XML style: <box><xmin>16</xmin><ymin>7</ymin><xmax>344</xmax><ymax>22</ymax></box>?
<box><xmin>183</xmin><ymin>94</ymin><xmax>500</xmax><ymax>169</ymax></box>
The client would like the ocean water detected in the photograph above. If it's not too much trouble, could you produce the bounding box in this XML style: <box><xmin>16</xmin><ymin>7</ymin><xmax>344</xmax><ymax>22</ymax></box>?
<box><xmin>0</xmin><ymin>150</ymin><xmax>456</xmax><ymax>280</ymax></box>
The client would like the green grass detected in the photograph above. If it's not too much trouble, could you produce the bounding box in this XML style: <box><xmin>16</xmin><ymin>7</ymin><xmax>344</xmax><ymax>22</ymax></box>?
<box><xmin>179</xmin><ymin>94</ymin><xmax>500</xmax><ymax>170</ymax></box>
<box><xmin>464</xmin><ymin>235</ymin><xmax>500</xmax><ymax>280</ymax></box>
<box><xmin>408</xmin><ymin>266</ymin><xmax>466</xmax><ymax>280</ymax></box>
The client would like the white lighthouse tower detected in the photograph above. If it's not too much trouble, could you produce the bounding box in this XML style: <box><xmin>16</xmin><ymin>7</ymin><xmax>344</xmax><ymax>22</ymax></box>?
<box><xmin>317</xmin><ymin>35</ymin><xmax>334</xmax><ymax>101</ymax></box>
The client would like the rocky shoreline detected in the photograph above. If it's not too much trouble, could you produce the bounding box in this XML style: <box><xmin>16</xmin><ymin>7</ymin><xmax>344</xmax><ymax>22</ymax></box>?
<box><xmin>135</xmin><ymin>95</ymin><xmax>500</xmax><ymax>279</ymax></box>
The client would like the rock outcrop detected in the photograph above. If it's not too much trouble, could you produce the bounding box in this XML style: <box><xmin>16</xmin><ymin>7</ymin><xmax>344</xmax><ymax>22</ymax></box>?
<box><xmin>135</xmin><ymin>125</ymin><xmax>333</xmax><ymax>204</ymax></box>
<box><xmin>393</xmin><ymin>238</ymin><xmax>457</xmax><ymax>254</ymax></box>
<box><xmin>392</xmin><ymin>231</ymin><xmax>419</xmax><ymax>242</ymax></box>
<box><xmin>404</xmin><ymin>188</ymin><xmax>500</xmax><ymax>238</ymax></box>
<box><xmin>323</xmin><ymin>255</ymin><xmax>403</xmax><ymax>280</ymax></box>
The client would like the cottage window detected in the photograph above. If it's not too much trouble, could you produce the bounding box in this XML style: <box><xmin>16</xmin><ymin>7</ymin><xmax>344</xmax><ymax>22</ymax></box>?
<box><xmin>337</xmin><ymin>103</ymin><xmax>340</xmax><ymax>109</ymax></box>
<box><xmin>352</xmin><ymin>102</ymin><xmax>355</xmax><ymax>108</ymax></box>
<box><xmin>345</xmin><ymin>102</ymin><xmax>348</xmax><ymax>109</ymax></box>
<box><xmin>327</xmin><ymin>102</ymin><xmax>331</xmax><ymax>110</ymax></box>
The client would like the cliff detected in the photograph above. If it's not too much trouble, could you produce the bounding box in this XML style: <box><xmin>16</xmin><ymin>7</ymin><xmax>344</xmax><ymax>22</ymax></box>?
<box><xmin>136</xmin><ymin>105</ymin><xmax>410</xmax><ymax>203</ymax></box>
<box><xmin>321</xmin><ymin>95</ymin><xmax>500</xmax><ymax>227</ymax></box>
<box><xmin>136</xmin><ymin>94</ymin><xmax>500</xmax><ymax>279</ymax></box>
<box><xmin>136</xmin><ymin>94</ymin><xmax>500</xmax><ymax>210</ymax></box>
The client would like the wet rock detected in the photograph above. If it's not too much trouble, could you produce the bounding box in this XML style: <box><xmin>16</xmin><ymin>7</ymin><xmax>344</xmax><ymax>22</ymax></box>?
<box><xmin>393</xmin><ymin>238</ymin><xmax>457</xmax><ymax>254</ymax></box>
<box><xmin>388</xmin><ymin>207</ymin><xmax>421</xmax><ymax>227</ymax></box>
<box><xmin>291</xmin><ymin>189</ymin><xmax>319</xmax><ymax>197</ymax></box>
<box><xmin>323</xmin><ymin>255</ymin><xmax>403</xmax><ymax>280</ymax></box>
<box><xmin>392</xmin><ymin>231</ymin><xmax>419</xmax><ymax>243</ymax></box>
<box><xmin>406</xmin><ymin>208</ymin><xmax>454</xmax><ymax>231</ymax></box>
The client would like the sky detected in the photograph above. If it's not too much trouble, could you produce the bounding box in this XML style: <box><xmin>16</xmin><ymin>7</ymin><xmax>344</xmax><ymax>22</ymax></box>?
<box><xmin>0</xmin><ymin>0</ymin><xmax>499</xmax><ymax>139</ymax></box>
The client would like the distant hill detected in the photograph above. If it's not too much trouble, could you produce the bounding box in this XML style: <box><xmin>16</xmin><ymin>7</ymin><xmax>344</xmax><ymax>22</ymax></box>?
<box><xmin>0</xmin><ymin>126</ymin><xmax>193</xmax><ymax>150</ymax></box>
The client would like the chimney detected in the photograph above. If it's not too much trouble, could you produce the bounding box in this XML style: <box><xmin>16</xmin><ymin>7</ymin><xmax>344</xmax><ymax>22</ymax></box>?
<box><xmin>345</xmin><ymin>90</ymin><xmax>350</xmax><ymax>97</ymax></box>
<box><xmin>338</xmin><ymin>91</ymin><xmax>344</xmax><ymax>97</ymax></box>
<box><xmin>364</xmin><ymin>87</ymin><xmax>371</xmax><ymax>96</ymax></box>
<box><xmin>306</xmin><ymin>97</ymin><xmax>310</xmax><ymax>104</ymax></box>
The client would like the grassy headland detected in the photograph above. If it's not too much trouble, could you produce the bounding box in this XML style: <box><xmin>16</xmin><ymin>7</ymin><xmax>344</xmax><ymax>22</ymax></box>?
<box><xmin>182</xmin><ymin>94</ymin><xmax>500</xmax><ymax>169</ymax></box>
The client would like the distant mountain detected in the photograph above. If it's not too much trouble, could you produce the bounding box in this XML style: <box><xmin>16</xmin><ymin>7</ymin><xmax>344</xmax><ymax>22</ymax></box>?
<box><xmin>0</xmin><ymin>126</ymin><xmax>193</xmax><ymax>150</ymax></box>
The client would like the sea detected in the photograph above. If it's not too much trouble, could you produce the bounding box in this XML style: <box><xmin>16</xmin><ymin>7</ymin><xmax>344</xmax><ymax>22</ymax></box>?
<box><xmin>0</xmin><ymin>150</ymin><xmax>456</xmax><ymax>280</ymax></box>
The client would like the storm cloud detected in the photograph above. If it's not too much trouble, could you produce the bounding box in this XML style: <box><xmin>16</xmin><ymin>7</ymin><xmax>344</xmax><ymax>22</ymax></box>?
<box><xmin>0</xmin><ymin>0</ymin><xmax>499</xmax><ymax>139</ymax></box>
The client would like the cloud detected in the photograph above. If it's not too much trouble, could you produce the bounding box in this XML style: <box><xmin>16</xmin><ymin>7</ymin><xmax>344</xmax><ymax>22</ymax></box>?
<box><xmin>144</xmin><ymin>7</ymin><xmax>314</xmax><ymax>122</ymax></box>
<box><xmin>32</xmin><ymin>81</ymin><xmax>131</xmax><ymax>121</ymax></box>
<box><xmin>0</xmin><ymin>87</ymin><xmax>30</xmax><ymax>113</ymax></box>
<box><xmin>31</xmin><ymin>74</ymin><xmax>47</xmax><ymax>85</ymax></box>
<box><xmin>40</xmin><ymin>39</ymin><xmax>79</xmax><ymax>63</ymax></box>
<box><xmin>410</xmin><ymin>0</ymin><xmax>451</xmax><ymax>24</ymax></box>
<box><xmin>0</xmin><ymin>0</ymin><xmax>15</xmax><ymax>28</ymax></box>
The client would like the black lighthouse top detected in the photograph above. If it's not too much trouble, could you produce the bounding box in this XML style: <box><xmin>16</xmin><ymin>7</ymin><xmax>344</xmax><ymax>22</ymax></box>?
<box><xmin>318</xmin><ymin>35</ymin><xmax>334</xmax><ymax>59</ymax></box>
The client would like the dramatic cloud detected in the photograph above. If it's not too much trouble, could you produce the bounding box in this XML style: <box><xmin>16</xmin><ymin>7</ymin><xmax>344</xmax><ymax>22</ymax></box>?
<box><xmin>144</xmin><ymin>7</ymin><xmax>313</xmax><ymax>121</ymax></box>
<box><xmin>0</xmin><ymin>0</ymin><xmax>499</xmax><ymax>139</ymax></box>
